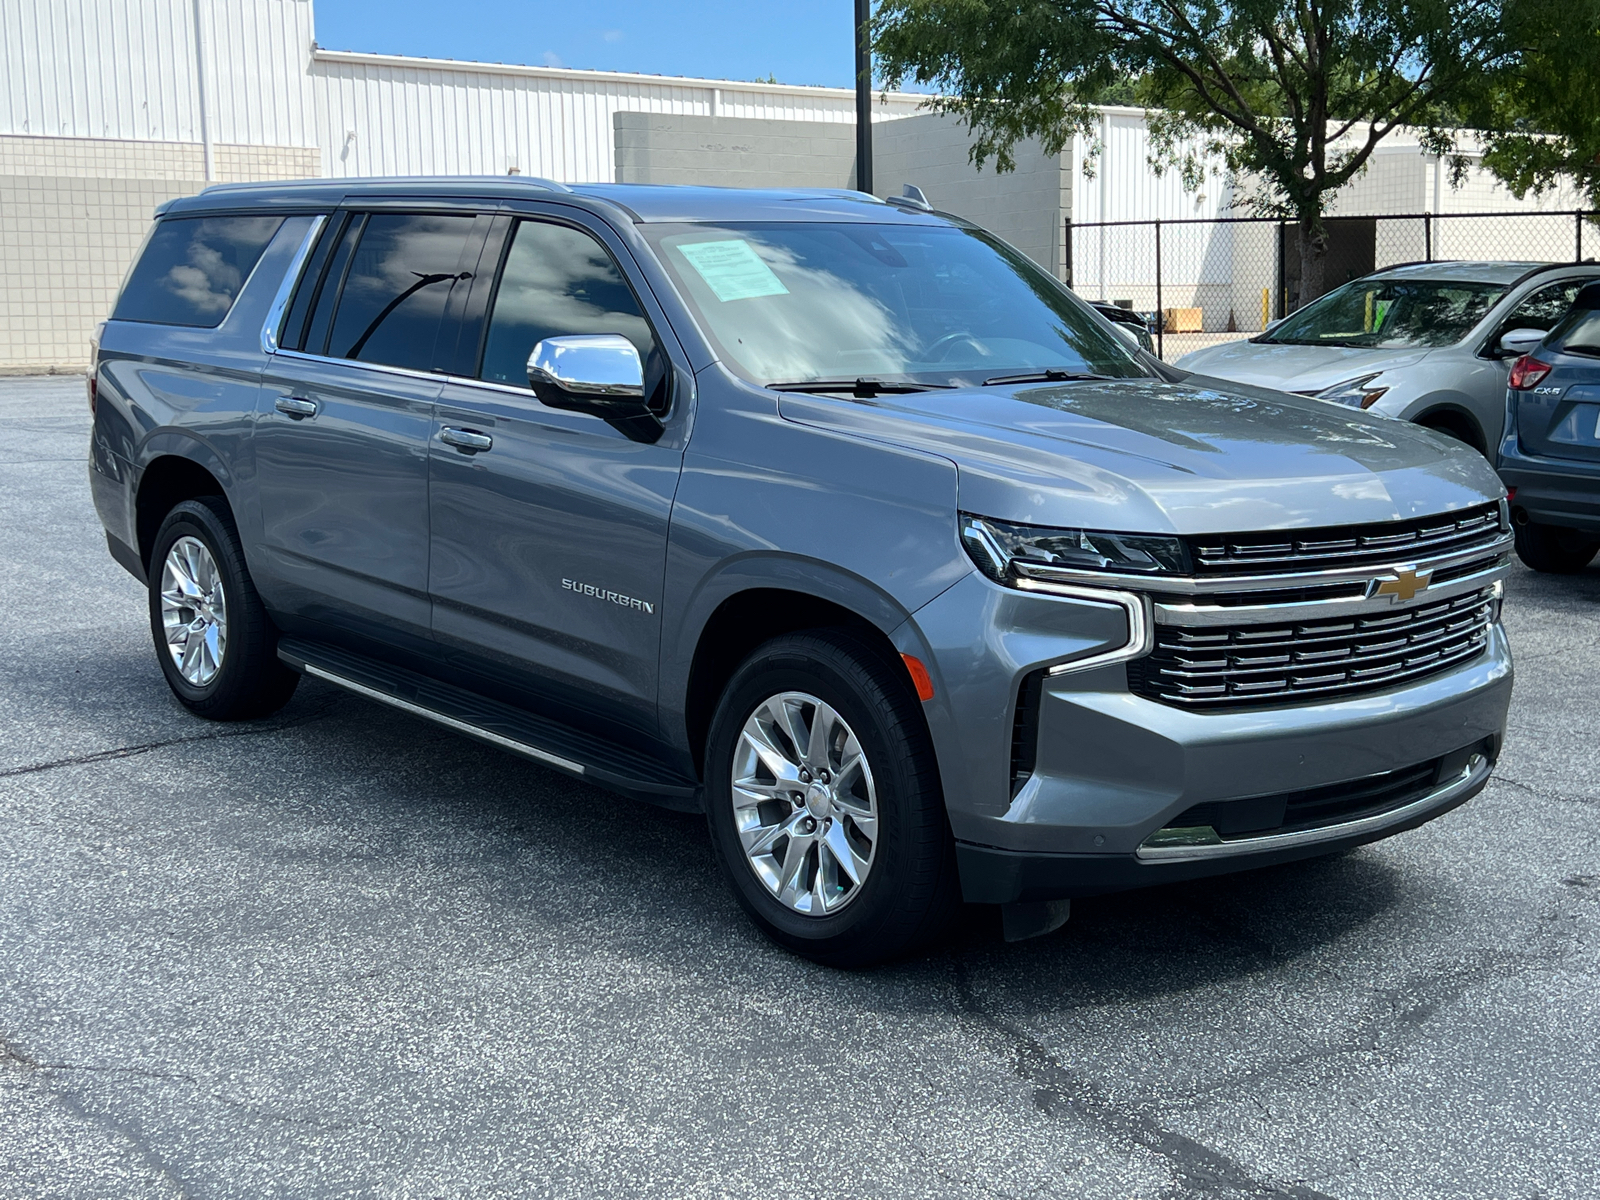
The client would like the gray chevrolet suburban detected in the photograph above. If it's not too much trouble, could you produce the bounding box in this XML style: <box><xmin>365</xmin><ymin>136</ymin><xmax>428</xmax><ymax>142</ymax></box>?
<box><xmin>90</xmin><ymin>179</ymin><xmax>1514</xmax><ymax>965</ymax></box>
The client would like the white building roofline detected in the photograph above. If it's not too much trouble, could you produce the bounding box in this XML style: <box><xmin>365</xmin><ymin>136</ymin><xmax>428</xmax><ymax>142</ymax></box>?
<box><xmin>310</xmin><ymin>47</ymin><xmax>933</xmax><ymax>107</ymax></box>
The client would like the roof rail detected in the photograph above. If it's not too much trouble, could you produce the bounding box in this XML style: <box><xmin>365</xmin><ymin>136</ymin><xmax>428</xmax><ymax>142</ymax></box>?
<box><xmin>194</xmin><ymin>174</ymin><xmax>575</xmax><ymax>194</ymax></box>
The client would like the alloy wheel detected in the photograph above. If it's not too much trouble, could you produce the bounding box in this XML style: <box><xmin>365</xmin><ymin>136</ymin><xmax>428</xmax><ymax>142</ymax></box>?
<box><xmin>731</xmin><ymin>691</ymin><xmax>879</xmax><ymax>915</ymax></box>
<box><xmin>159</xmin><ymin>535</ymin><xmax>228</xmax><ymax>686</ymax></box>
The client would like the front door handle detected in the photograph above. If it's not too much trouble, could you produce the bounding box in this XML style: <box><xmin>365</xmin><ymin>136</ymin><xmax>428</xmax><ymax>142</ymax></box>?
<box><xmin>275</xmin><ymin>396</ymin><xmax>318</xmax><ymax>419</ymax></box>
<box><xmin>440</xmin><ymin>426</ymin><xmax>493</xmax><ymax>454</ymax></box>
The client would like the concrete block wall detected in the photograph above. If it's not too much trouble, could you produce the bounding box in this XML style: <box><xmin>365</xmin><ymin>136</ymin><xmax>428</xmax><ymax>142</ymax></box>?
<box><xmin>0</xmin><ymin>134</ymin><xmax>319</xmax><ymax>373</ymax></box>
<box><xmin>614</xmin><ymin>113</ymin><xmax>856</xmax><ymax>190</ymax></box>
<box><xmin>613</xmin><ymin>110</ymin><xmax>1073</xmax><ymax>280</ymax></box>
<box><xmin>873</xmin><ymin>113</ymin><xmax>1070</xmax><ymax>277</ymax></box>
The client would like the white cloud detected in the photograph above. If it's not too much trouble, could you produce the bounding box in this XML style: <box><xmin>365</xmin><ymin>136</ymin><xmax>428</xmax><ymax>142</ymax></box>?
<box><xmin>541</xmin><ymin>50</ymin><xmax>564</xmax><ymax>67</ymax></box>
<box><xmin>602</xmin><ymin>29</ymin><xmax>623</xmax><ymax>42</ymax></box>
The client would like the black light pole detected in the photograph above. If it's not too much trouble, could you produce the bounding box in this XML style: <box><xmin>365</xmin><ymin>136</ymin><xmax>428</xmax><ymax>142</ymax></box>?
<box><xmin>854</xmin><ymin>0</ymin><xmax>873</xmax><ymax>195</ymax></box>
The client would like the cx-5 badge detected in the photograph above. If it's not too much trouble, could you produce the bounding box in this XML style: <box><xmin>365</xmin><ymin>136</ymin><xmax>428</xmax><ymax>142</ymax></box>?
<box><xmin>1368</xmin><ymin>566</ymin><xmax>1433</xmax><ymax>603</ymax></box>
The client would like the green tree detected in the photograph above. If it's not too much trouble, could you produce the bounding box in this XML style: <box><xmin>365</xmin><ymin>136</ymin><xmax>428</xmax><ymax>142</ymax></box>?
<box><xmin>1472</xmin><ymin>0</ymin><xmax>1600</xmax><ymax>209</ymax></box>
<box><xmin>874</xmin><ymin>0</ymin><xmax>1533</xmax><ymax>301</ymax></box>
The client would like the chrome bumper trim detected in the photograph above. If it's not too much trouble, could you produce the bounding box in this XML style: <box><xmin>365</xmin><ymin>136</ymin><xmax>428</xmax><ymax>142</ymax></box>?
<box><xmin>1135</xmin><ymin>753</ymin><xmax>1491</xmax><ymax>863</ymax></box>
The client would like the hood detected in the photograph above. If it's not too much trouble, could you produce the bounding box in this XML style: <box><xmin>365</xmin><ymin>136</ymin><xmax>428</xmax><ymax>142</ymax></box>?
<box><xmin>1174</xmin><ymin>339</ymin><xmax>1432</xmax><ymax>394</ymax></box>
<box><xmin>777</xmin><ymin>377</ymin><xmax>1503</xmax><ymax>534</ymax></box>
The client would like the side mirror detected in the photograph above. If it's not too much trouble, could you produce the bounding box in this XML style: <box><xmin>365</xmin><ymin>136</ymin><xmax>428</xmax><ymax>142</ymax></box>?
<box><xmin>527</xmin><ymin>334</ymin><xmax>650</xmax><ymax>416</ymax></box>
<box><xmin>1496</xmin><ymin>327</ymin><xmax>1546</xmax><ymax>358</ymax></box>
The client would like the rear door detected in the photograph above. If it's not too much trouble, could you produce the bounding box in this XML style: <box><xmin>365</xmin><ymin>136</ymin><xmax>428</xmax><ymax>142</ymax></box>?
<box><xmin>426</xmin><ymin>210</ymin><xmax>689</xmax><ymax>741</ymax></box>
<box><xmin>255</xmin><ymin>207</ymin><xmax>488</xmax><ymax>649</ymax></box>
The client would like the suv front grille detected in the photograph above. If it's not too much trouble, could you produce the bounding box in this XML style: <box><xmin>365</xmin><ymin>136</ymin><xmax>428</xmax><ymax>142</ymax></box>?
<box><xmin>1127</xmin><ymin>586</ymin><xmax>1496</xmax><ymax>710</ymax></box>
<box><xmin>1185</xmin><ymin>502</ymin><xmax>1503</xmax><ymax>575</ymax></box>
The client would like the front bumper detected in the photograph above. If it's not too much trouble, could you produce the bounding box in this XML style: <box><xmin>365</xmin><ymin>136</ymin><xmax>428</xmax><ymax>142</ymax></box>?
<box><xmin>905</xmin><ymin>571</ymin><xmax>1513</xmax><ymax>906</ymax></box>
<box><xmin>957</xmin><ymin>741</ymin><xmax>1494</xmax><ymax>903</ymax></box>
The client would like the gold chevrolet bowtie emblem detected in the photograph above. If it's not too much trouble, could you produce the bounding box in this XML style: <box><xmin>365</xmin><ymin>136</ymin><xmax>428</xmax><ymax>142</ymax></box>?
<box><xmin>1369</xmin><ymin>566</ymin><xmax>1432</xmax><ymax>603</ymax></box>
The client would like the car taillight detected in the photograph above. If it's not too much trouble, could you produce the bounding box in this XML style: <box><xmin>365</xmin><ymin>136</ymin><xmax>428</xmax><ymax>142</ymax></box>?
<box><xmin>1508</xmin><ymin>356</ymin><xmax>1552</xmax><ymax>390</ymax></box>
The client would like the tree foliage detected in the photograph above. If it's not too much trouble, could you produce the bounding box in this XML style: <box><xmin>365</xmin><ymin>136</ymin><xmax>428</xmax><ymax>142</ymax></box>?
<box><xmin>1471</xmin><ymin>0</ymin><xmax>1600</xmax><ymax>207</ymax></box>
<box><xmin>873</xmin><ymin>0</ymin><xmax>1566</xmax><ymax>297</ymax></box>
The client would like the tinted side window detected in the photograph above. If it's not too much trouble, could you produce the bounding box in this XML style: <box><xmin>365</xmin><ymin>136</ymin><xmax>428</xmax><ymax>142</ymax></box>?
<box><xmin>113</xmin><ymin>215</ymin><xmax>283</xmax><ymax>327</ymax></box>
<box><xmin>479</xmin><ymin>219</ymin><xmax>656</xmax><ymax>387</ymax></box>
<box><xmin>325</xmin><ymin>214</ymin><xmax>478</xmax><ymax>371</ymax></box>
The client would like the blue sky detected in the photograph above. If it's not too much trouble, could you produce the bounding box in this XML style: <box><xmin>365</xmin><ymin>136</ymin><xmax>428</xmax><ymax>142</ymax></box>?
<box><xmin>313</xmin><ymin>1</ymin><xmax>880</xmax><ymax>90</ymax></box>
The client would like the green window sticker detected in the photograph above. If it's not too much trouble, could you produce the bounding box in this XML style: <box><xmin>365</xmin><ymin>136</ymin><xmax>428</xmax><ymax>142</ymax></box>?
<box><xmin>676</xmin><ymin>239</ymin><xmax>790</xmax><ymax>302</ymax></box>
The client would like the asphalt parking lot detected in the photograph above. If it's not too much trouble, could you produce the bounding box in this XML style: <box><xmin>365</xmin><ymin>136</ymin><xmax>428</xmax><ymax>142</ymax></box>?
<box><xmin>1</xmin><ymin>373</ymin><xmax>1597</xmax><ymax>1200</ymax></box>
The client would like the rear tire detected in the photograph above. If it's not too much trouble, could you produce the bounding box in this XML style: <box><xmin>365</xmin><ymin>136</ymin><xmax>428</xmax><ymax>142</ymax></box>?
<box><xmin>704</xmin><ymin>628</ymin><xmax>959</xmax><ymax>967</ymax></box>
<box><xmin>147</xmin><ymin>496</ymin><xmax>299</xmax><ymax>720</ymax></box>
<box><xmin>1514</xmin><ymin>520</ymin><xmax>1600</xmax><ymax>574</ymax></box>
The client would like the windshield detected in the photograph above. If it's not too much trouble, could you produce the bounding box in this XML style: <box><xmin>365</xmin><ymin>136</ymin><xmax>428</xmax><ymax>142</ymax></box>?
<box><xmin>1262</xmin><ymin>278</ymin><xmax>1507</xmax><ymax>349</ymax></box>
<box><xmin>642</xmin><ymin>221</ymin><xmax>1149</xmax><ymax>387</ymax></box>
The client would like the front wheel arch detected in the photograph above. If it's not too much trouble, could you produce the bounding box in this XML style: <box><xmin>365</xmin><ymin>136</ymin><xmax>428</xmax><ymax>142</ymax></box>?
<box><xmin>1412</xmin><ymin>404</ymin><xmax>1487</xmax><ymax>456</ymax></box>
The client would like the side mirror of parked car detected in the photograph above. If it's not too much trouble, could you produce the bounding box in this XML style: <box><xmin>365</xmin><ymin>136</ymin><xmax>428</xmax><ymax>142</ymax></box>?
<box><xmin>527</xmin><ymin>334</ymin><xmax>651</xmax><ymax>417</ymax></box>
<box><xmin>1496</xmin><ymin>327</ymin><xmax>1547</xmax><ymax>358</ymax></box>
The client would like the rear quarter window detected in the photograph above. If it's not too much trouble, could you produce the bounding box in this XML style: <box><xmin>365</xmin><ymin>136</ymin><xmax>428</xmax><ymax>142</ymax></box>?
<box><xmin>113</xmin><ymin>215</ymin><xmax>284</xmax><ymax>327</ymax></box>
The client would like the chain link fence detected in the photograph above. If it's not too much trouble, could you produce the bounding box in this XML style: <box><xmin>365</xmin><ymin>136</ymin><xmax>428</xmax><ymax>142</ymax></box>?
<box><xmin>1066</xmin><ymin>210</ymin><xmax>1600</xmax><ymax>362</ymax></box>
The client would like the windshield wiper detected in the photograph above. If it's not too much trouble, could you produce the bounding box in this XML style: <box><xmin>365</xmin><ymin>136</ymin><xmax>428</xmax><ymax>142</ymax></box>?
<box><xmin>766</xmin><ymin>378</ymin><xmax>954</xmax><ymax>397</ymax></box>
<box><xmin>982</xmin><ymin>370</ymin><xmax>1111</xmax><ymax>386</ymax></box>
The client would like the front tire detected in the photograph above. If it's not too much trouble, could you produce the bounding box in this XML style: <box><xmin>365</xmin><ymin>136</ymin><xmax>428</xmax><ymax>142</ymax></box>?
<box><xmin>147</xmin><ymin>496</ymin><xmax>298</xmax><ymax>720</ymax></box>
<box><xmin>1514</xmin><ymin>520</ymin><xmax>1600</xmax><ymax>574</ymax></box>
<box><xmin>704</xmin><ymin>628</ymin><xmax>958</xmax><ymax>967</ymax></box>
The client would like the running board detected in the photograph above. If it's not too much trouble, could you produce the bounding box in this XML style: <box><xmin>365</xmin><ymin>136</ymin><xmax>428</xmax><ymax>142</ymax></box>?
<box><xmin>276</xmin><ymin>638</ymin><xmax>702</xmax><ymax>811</ymax></box>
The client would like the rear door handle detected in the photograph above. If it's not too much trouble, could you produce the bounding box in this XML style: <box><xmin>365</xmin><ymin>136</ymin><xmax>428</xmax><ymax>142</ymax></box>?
<box><xmin>275</xmin><ymin>396</ymin><xmax>318</xmax><ymax>419</ymax></box>
<box><xmin>440</xmin><ymin>426</ymin><xmax>493</xmax><ymax>454</ymax></box>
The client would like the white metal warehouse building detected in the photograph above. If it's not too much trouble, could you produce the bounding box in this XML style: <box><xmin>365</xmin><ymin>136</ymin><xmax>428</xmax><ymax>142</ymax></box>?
<box><xmin>0</xmin><ymin>0</ymin><xmax>1580</xmax><ymax>371</ymax></box>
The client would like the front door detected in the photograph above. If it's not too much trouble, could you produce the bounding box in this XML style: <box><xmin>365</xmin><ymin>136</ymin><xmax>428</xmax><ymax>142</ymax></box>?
<box><xmin>255</xmin><ymin>209</ymin><xmax>484</xmax><ymax>648</ymax></box>
<box><xmin>427</xmin><ymin>214</ymin><xmax>687</xmax><ymax>740</ymax></box>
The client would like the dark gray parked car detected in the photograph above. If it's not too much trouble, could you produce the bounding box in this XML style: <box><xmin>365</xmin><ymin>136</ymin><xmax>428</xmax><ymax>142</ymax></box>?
<box><xmin>90</xmin><ymin>179</ymin><xmax>1514</xmax><ymax>965</ymax></box>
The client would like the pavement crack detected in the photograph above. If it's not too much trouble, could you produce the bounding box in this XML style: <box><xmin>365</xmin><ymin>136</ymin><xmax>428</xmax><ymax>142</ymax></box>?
<box><xmin>948</xmin><ymin>959</ymin><xmax>1339</xmax><ymax>1199</ymax></box>
<box><xmin>0</xmin><ymin>1033</ymin><xmax>191</xmax><ymax>1197</ymax></box>
<box><xmin>1489</xmin><ymin>773</ymin><xmax>1600</xmax><ymax>808</ymax></box>
<box><xmin>0</xmin><ymin>695</ymin><xmax>347</xmax><ymax>780</ymax></box>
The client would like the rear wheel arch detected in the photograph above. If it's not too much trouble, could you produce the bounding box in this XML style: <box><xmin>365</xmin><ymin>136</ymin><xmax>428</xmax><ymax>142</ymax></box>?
<box><xmin>135</xmin><ymin>455</ymin><xmax>229</xmax><ymax>571</ymax></box>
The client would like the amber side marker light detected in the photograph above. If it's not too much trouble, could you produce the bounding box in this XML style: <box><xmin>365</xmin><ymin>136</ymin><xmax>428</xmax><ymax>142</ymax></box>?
<box><xmin>901</xmin><ymin>654</ymin><xmax>935</xmax><ymax>701</ymax></box>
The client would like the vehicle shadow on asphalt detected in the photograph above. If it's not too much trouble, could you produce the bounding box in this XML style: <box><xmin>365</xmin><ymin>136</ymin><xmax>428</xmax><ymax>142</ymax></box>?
<box><xmin>252</xmin><ymin>675</ymin><xmax>1408</xmax><ymax>1014</ymax></box>
<box><xmin>933</xmin><ymin>852</ymin><xmax>1403</xmax><ymax>1008</ymax></box>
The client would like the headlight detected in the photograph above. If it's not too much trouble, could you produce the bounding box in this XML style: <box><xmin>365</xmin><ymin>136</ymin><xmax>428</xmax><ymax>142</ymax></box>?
<box><xmin>1313</xmin><ymin>373</ymin><xmax>1388</xmax><ymax>409</ymax></box>
<box><xmin>961</xmin><ymin>513</ymin><xmax>1189</xmax><ymax>582</ymax></box>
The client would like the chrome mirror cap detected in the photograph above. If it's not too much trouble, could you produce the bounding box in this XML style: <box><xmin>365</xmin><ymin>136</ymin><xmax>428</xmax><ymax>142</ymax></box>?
<box><xmin>527</xmin><ymin>334</ymin><xmax>645</xmax><ymax>399</ymax></box>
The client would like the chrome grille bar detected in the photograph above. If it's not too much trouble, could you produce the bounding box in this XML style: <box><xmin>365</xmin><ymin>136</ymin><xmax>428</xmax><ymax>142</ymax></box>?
<box><xmin>1127</xmin><ymin>587</ymin><xmax>1497</xmax><ymax>709</ymax></box>
<box><xmin>1188</xmin><ymin>503</ymin><xmax>1504</xmax><ymax>574</ymax></box>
